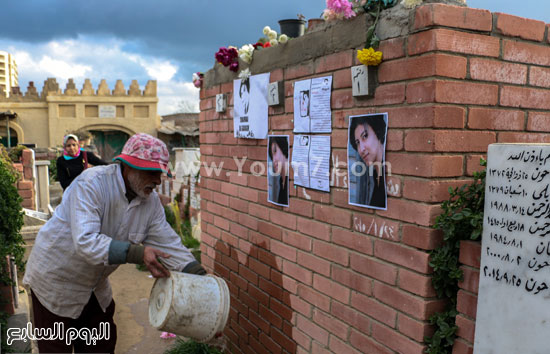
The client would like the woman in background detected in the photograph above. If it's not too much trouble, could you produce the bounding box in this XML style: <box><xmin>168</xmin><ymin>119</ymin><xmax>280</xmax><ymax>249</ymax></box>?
<box><xmin>57</xmin><ymin>134</ymin><xmax>108</xmax><ymax>190</ymax></box>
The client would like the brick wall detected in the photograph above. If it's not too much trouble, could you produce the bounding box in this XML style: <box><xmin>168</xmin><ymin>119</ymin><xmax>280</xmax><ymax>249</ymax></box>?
<box><xmin>199</xmin><ymin>3</ymin><xmax>550</xmax><ymax>353</ymax></box>
<box><xmin>13</xmin><ymin>149</ymin><xmax>35</xmax><ymax>209</ymax></box>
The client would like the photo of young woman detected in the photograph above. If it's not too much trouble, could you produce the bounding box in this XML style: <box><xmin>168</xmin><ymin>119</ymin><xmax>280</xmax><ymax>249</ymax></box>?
<box><xmin>348</xmin><ymin>113</ymin><xmax>388</xmax><ymax>210</ymax></box>
<box><xmin>267</xmin><ymin>135</ymin><xmax>290</xmax><ymax>206</ymax></box>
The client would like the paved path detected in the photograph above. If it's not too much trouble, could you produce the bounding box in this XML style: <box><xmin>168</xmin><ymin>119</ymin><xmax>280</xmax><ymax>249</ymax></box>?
<box><xmin>110</xmin><ymin>263</ymin><xmax>177</xmax><ymax>354</ymax></box>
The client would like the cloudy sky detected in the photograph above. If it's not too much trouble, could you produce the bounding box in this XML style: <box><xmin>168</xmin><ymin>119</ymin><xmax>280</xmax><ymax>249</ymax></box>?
<box><xmin>0</xmin><ymin>0</ymin><xmax>546</xmax><ymax>115</ymax></box>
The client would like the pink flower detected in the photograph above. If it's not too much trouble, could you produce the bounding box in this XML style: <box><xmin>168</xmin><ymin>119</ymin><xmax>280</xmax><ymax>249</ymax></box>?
<box><xmin>326</xmin><ymin>0</ymin><xmax>356</xmax><ymax>19</ymax></box>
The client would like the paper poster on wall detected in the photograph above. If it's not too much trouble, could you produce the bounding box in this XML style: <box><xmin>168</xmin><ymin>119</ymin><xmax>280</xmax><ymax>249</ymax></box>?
<box><xmin>293</xmin><ymin>76</ymin><xmax>332</xmax><ymax>133</ymax></box>
<box><xmin>347</xmin><ymin>113</ymin><xmax>388</xmax><ymax>210</ymax></box>
<box><xmin>233</xmin><ymin>73</ymin><xmax>270</xmax><ymax>139</ymax></box>
<box><xmin>267</xmin><ymin>135</ymin><xmax>290</xmax><ymax>207</ymax></box>
<box><xmin>292</xmin><ymin>135</ymin><xmax>331</xmax><ymax>192</ymax></box>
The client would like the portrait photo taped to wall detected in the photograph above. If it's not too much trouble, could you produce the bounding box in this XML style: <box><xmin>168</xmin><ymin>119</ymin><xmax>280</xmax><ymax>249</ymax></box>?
<box><xmin>267</xmin><ymin>135</ymin><xmax>290</xmax><ymax>207</ymax></box>
<box><xmin>347</xmin><ymin>113</ymin><xmax>388</xmax><ymax>210</ymax></box>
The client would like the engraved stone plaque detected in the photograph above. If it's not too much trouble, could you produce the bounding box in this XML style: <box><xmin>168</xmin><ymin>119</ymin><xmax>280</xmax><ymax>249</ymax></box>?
<box><xmin>351</xmin><ymin>65</ymin><xmax>375</xmax><ymax>97</ymax></box>
<box><xmin>267</xmin><ymin>81</ymin><xmax>283</xmax><ymax>106</ymax></box>
<box><xmin>99</xmin><ymin>105</ymin><xmax>116</xmax><ymax>118</ymax></box>
<box><xmin>475</xmin><ymin>143</ymin><xmax>550</xmax><ymax>354</ymax></box>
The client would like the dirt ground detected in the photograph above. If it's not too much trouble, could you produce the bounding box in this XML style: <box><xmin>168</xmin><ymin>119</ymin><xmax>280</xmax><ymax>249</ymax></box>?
<box><xmin>110</xmin><ymin>263</ymin><xmax>177</xmax><ymax>354</ymax></box>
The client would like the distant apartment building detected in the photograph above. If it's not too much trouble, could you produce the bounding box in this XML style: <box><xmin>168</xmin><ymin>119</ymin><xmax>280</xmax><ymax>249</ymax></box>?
<box><xmin>0</xmin><ymin>51</ymin><xmax>18</xmax><ymax>97</ymax></box>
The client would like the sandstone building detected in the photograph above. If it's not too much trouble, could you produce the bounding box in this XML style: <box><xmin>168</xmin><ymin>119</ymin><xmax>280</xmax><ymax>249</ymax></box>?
<box><xmin>0</xmin><ymin>51</ymin><xmax>18</xmax><ymax>98</ymax></box>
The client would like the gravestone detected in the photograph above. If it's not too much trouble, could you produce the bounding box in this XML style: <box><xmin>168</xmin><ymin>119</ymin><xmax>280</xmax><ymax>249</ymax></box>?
<box><xmin>475</xmin><ymin>143</ymin><xmax>550</xmax><ymax>354</ymax></box>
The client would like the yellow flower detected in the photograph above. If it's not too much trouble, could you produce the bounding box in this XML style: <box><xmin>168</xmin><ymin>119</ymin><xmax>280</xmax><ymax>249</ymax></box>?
<box><xmin>357</xmin><ymin>47</ymin><xmax>383</xmax><ymax>66</ymax></box>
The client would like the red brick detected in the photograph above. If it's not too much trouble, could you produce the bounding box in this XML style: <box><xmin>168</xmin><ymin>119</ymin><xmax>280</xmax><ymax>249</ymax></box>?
<box><xmin>374</xmin><ymin>282</ymin><xmax>445</xmax><ymax>320</ymax></box>
<box><xmin>435</xmin><ymin>80</ymin><xmax>499</xmax><ymax>105</ymax></box>
<box><xmin>468</xmin><ymin>108</ymin><xmax>525</xmax><ymax>130</ymax></box>
<box><xmin>413</xmin><ymin>3</ymin><xmax>492</xmax><ymax>32</ymax></box>
<box><xmin>378</xmin><ymin>198</ymin><xmax>441</xmax><ymax>227</ymax></box>
<box><xmin>259</xmin><ymin>332</ymin><xmax>282</xmax><ymax>353</ymax></box>
<box><xmin>378</xmin><ymin>37</ymin><xmax>405</xmax><ymax>60</ymax></box>
<box><xmin>284</xmin><ymin>61</ymin><xmax>314</xmax><ymax>80</ymax></box>
<box><xmin>466</xmin><ymin>154</ymin><xmax>486</xmax><ymax>176</ymax></box>
<box><xmin>297</xmin><ymin>251</ymin><xmax>331</xmax><ymax>277</ymax></box>
<box><xmin>332</xmin><ymin>227</ymin><xmax>373</xmax><ymax>254</ymax></box>
<box><xmin>398</xmin><ymin>269</ymin><xmax>436</xmax><ymax>297</ymax></box>
<box><xmin>313</xmin><ymin>205</ymin><xmax>351</xmax><ymax>228</ymax></box>
<box><xmin>312</xmin><ymin>309</ymin><xmax>349</xmax><ymax>341</ymax></box>
<box><xmin>238</xmin><ymin>186</ymin><xmax>258</xmax><ymax>202</ymax></box>
<box><xmin>283</xmin><ymin>230</ymin><xmax>311</xmax><ymax>251</ymax></box>
<box><xmin>435</xmin><ymin>131</ymin><xmax>496</xmax><ymax>152</ymax></box>
<box><xmin>387</xmin><ymin>153</ymin><xmax>463</xmax><ymax>177</ymax></box>
<box><xmin>297</xmin><ymin>218</ymin><xmax>331</xmax><ymax>241</ymax></box>
<box><xmin>386</xmin><ymin>105</ymin><xmax>465</xmax><ymax>129</ymax></box>
<box><xmin>349</xmin><ymin>329</ymin><xmax>393</xmax><ymax>354</ymax></box>
<box><xmin>239</xmin><ymin>214</ymin><xmax>258</xmax><ymax>231</ymax></box>
<box><xmin>258</xmin><ymin>221</ymin><xmax>282</xmax><ymax>240</ymax></box>
<box><xmin>270</xmin><ymin>209</ymin><xmax>297</xmax><ymax>230</ymax></box>
<box><xmin>331</xmin><ymin>89</ymin><xmax>353</xmax><ymax>109</ymax></box>
<box><xmin>271</xmin><ymin>327</ymin><xmax>296</xmax><ymax>353</ymax></box>
<box><xmin>452</xmin><ymin>339</ymin><xmax>474</xmax><ymax>354</ymax></box>
<box><xmin>288</xmin><ymin>198</ymin><xmax>313</xmax><ymax>218</ymax></box>
<box><xmin>290</xmin><ymin>293</ymin><xmax>312</xmax><ymax>317</ymax></box>
<box><xmin>314</xmin><ymin>274</ymin><xmax>351</xmax><ymax>304</ymax></box>
<box><xmin>408</xmin><ymin>29</ymin><xmax>500</xmax><ymax>57</ymax></box>
<box><xmin>503</xmin><ymin>40</ymin><xmax>550</xmax><ymax>66</ymax></box>
<box><xmin>271</xmin><ymin>240</ymin><xmax>296</xmax><ymax>262</ymax></box>
<box><xmin>329</xmin><ymin>336</ymin><xmax>362</xmax><ymax>354</ymax></box>
<box><xmin>527</xmin><ymin>112</ymin><xmax>550</xmax><ymax>132</ymax></box>
<box><xmin>296</xmin><ymin>315</ymin><xmax>329</xmax><ymax>346</ymax></box>
<box><xmin>331</xmin><ymin>302</ymin><xmax>370</xmax><ymax>334</ymax></box>
<box><xmin>457</xmin><ymin>290</ymin><xmax>478</xmax><ymax>319</ymax></box>
<box><xmin>459</xmin><ymin>266</ymin><xmax>480</xmax><ymax>295</ymax></box>
<box><xmin>315</xmin><ymin>50</ymin><xmax>353</xmax><ymax>73</ymax></box>
<box><xmin>495</xmin><ymin>12</ymin><xmax>545</xmax><ymax>42</ymax></box>
<box><xmin>350</xmin><ymin>253</ymin><xmax>397</xmax><ymax>285</ymax></box>
<box><xmin>291</xmin><ymin>326</ymin><xmax>311</xmax><ymax>351</ymax></box>
<box><xmin>18</xmin><ymin>189</ymin><xmax>33</xmax><ymax>199</ymax></box>
<box><xmin>249</xmin><ymin>204</ymin><xmax>270</xmax><ymax>221</ymax></box>
<box><xmin>498</xmin><ymin>132</ymin><xmax>550</xmax><ymax>143</ymax></box>
<box><xmin>397</xmin><ymin>314</ymin><xmax>433</xmax><ymax>342</ymax></box>
<box><xmin>470</xmin><ymin>58</ymin><xmax>527</xmax><ymax>85</ymax></box>
<box><xmin>372</xmin><ymin>322</ymin><xmax>425</xmax><ymax>354</ymax></box>
<box><xmin>18</xmin><ymin>180</ymin><xmax>32</xmax><ymax>190</ymax></box>
<box><xmin>386</xmin><ymin>130</ymin><xmax>403</xmax><ymax>151</ymax></box>
<box><xmin>351</xmin><ymin>292</ymin><xmax>397</xmax><ymax>327</ymax></box>
<box><xmin>270</xmin><ymin>68</ymin><xmax>283</xmax><ymax>82</ymax></box>
<box><xmin>530</xmin><ymin>66</ymin><xmax>550</xmax><ymax>88</ymax></box>
<box><xmin>456</xmin><ymin>314</ymin><xmax>476</xmax><ymax>343</ymax></box>
<box><xmin>459</xmin><ymin>240</ymin><xmax>481</xmax><ymax>268</ymax></box>
<box><xmin>379</xmin><ymin>54</ymin><xmax>466</xmax><ymax>83</ymax></box>
<box><xmin>351</xmin><ymin>214</ymin><xmax>399</xmax><ymax>242</ymax></box>
<box><xmin>313</xmin><ymin>240</ymin><xmax>349</xmax><ymax>266</ymax></box>
<box><xmin>404</xmin><ymin>130</ymin><xmax>435</xmax><ymax>152</ymax></box>
<box><xmin>331</xmin><ymin>265</ymin><xmax>372</xmax><ymax>295</ymax></box>
<box><xmin>298</xmin><ymin>284</ymin><xmax>331</xmax><ymax>312</ymax></box>
<box><xmin>331</xmin><ymin>68</ymin><xmax>351</xmax><ymax>90</ymax></box>
<box><xmin>403</xmin><ymin>178</ymin><xmax>471</xmax><ymax>203</ymax></box>
<box><xmin>356</xmin><ymin>83</ymin><xmax>405</xmax><ymax>106</ymax></box>
<box><xmin>375</xmin><ymin>240</ymin><xmax>432</xmax><ymax>273</ymax></box>
<box><xmin>283</xmin><ymin>260</ymin><xmax>312</xmax><ymax>285</ymax></box>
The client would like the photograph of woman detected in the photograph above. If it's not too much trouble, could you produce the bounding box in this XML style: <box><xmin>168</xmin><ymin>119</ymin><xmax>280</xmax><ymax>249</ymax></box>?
<box><xmin>268</xmin><ymin>135</ymin><xmax>289</xmax><ymax>206</ymax></box>
<box><xmin>348</xmin><ymin>113</ymin><xmax>388</xmax><ymax>210</ymax></box>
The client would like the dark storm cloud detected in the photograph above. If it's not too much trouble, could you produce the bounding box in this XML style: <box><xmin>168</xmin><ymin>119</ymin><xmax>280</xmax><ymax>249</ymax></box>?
<box><xmin>2</xmin><ymin>0</ymin><xmax>325</xmax><ymax>76</ymax></box>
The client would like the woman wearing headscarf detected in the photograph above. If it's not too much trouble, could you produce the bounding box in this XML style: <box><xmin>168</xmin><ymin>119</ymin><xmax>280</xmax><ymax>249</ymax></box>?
<box><xmin>57</xmin><ymin>134</ymin><xmax>108</xmax><ymax>190</ymax></box>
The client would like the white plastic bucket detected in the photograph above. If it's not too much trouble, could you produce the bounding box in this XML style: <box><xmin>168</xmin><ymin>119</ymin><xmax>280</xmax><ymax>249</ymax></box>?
<box><xmin>148</xmin><ymin>272</ymin><xmax>230</xmax><ymax>342</ymax></box>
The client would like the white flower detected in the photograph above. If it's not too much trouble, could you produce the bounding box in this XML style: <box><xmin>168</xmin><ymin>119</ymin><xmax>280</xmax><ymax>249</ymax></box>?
<box><xmin>279</xmin><ymin>34</ymin><xmax>289</xmax><ymax>44</ymax></box>
<box><xmin>238</xmin><ymin>44</ymin><xmax>255</xmax><ymax>64</ymax></box>
<box><xmin>269</xmin><ymin>38</ymin><xmax>279</xmax><ymax>46</ymax></box>
<box><xmin>268</xmin><ymin>30</ymin><xmax>278</xmax><ymax>40</ymax></box>
<box><xmin>402</xmin><ymin>0</ymin><xmax>422</xmax><ymax>9</ymax></box>
<box><xmin>192</xmin><ymin>73</ymin><xmax>200</xmax><ymax>81</ymax></box>
<box><xmin>263</xmin><ymin>26</ymin><xmax>271</xmax><ymax>35</ymax></box>
<box><xmin>238</xmin><ymin>68</ymin><xmax>251</xmax><ymax>80</ymax></box>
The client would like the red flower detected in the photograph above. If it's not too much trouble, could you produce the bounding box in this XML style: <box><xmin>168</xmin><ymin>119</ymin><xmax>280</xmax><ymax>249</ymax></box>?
<box><xmin>263</xmin><ymin>42</ymin><xmax>271</xmax><ymax>48</ymax></box>
<box><xmin>253</xmin><ymin>42</ymin><xmax>264</xmax><ymax>50</ymax></box>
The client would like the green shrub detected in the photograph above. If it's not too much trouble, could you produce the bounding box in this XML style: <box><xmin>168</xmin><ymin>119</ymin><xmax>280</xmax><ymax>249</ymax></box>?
<box><xmin>7</xmin><ymin>145</ymin><xmax>26</xmax><ymax>163</ymax></box>
<box><xmin>0</xmin><ymin>145</ymin><xmax>25</xmax><ymax>353</ymax></box>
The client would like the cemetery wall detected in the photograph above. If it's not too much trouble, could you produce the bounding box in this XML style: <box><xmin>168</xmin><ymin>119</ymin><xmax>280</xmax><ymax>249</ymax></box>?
<box><xmin>199</xmin><ymin>3</ymin><xmax>550</xmax><ymax>353</ymax></box>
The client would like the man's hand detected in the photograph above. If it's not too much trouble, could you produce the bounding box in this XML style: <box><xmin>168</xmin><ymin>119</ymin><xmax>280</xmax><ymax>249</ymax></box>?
<box><xmin>144</xmin><ymin>246</ymin><xmax>171</xmax><ymax>278</ymax></box>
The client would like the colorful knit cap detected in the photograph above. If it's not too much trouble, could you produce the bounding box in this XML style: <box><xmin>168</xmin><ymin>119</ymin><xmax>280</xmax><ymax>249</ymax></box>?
<box><xmin>113</xmin><ymin>133</ymin><xmax>171</xmax><ymax>175</ymax></box>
